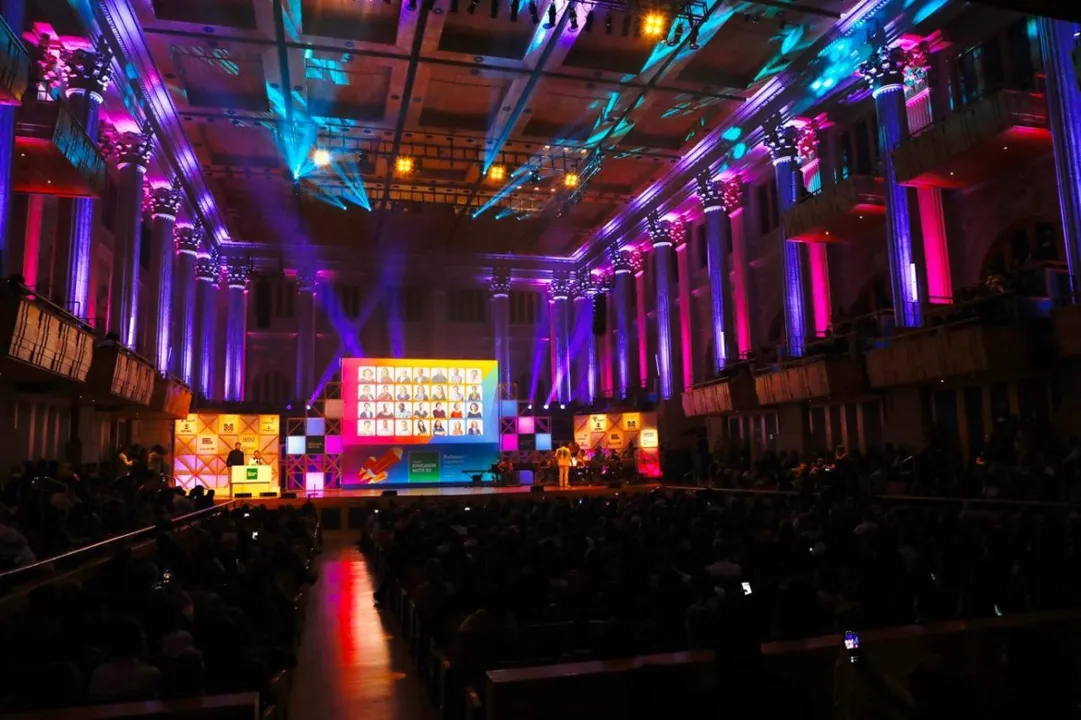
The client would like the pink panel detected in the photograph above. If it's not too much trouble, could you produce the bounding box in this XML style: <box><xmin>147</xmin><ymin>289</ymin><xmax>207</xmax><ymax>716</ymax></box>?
<box><xmin>809</xmin><ymin>244</ymin><xmax>831</xmax><ymax>337</ymax></box>
<box><xmin>517</xmin><ymin>416</ymin><xmax>534</xmax><ymax>434</ymax></box>
<box><xmin>501</xmin><ymin>434</ymin><xmax>519</xmax><ymax>451</ymax></box>
<box><xmin>305</xmin><ymin>472</ymin><xmax>325</xmax><ymax>493</ymax></box>
<box><xmin>325</xmin><ymin>435</ymin><xmax>343</xmax><ymax>454</ymax></box>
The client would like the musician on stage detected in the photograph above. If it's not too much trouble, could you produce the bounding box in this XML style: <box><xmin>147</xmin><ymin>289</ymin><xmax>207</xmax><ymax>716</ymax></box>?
<box><xmin>555</xmin><ymin>443</ymin><xmax>572</xmax><ymax>489</ymax></box>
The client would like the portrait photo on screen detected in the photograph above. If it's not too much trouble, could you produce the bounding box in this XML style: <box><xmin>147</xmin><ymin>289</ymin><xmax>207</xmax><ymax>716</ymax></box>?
<box><xmin>449</xmin><ymin>367</ymin><xmax>464</xmax><ymax>384</ymax></box>
<box><xmin>449</xmin><ymin>419</ymin><xmax>465</xmax><ymax>436</ymax></box>
<box><xmin>413</xmin><ymin>385</ymin><xmax>429</xmax><ymax>401</ymax></box>
<box><xmin>431</xmin><ymin>385</ymin><xmax>447</xmax><ymax>402</ymax></box>
<box><xmin>396</xmin><ymin>419</ymin><xmax>413</xmax><ymax>436</ymax></box>
<box><xmin>358</xmin><ymin>402</ymin><xmax>375</xmax><ymax>419</ymax></box>
<box><xmin>432</xmin><ymin>401</ymin><xmax>447</xmax><ymax>418</ymax></box>
<box><xmin>432</xmin><ymin>419</ymin><xmax>447</xmax><ymax>435</ymax></box>
<box><xmin>467</xmin><ymin>385</ymin><xmax>482</xmax><ymax>402</ymax></box>
<box><xmin>414</xmin><ymin>402</ymin><xmax>430</xmax><ymax>418</ymax></box>
<box><xmin>395</xmin><ymin>367</ymin><xmax>413</xmax><ymax>384</ymax></box>
<box><xmin>450</xmin><ymin>385</ymin><xmax>465</xmax><ymax>402</ymax></box>
<box><xmin>359</xmin><ymin>420</ymin><xmax>375</xmax><ymax>436</ymax></box>
<box><xmin>395</xmin><ymin>385</ymin><xmax>412</xmax><ymax>401</ymax></box>
<box><xmin>431</xmin><ymin>367</ymin><xmax>447</xmax><ymax>383</ymax></box>
<box><xmin>466</xmin><ymin>402</ymin><xmax>483</xmax><ymax>418</ymax></box>
<box><xmin>467</xmin><ymin>419</ymin><xmax>483</xmax><ymax>436</ymax></box>
<box><xmin>467</xmin><ymin>368</ymin><xmax>481</xmax><ymax>384</ymax></box>
<box><xmin>415</xmin><ymin>367</ymin><xmax>430</xmax><ymax>384</ymax></box>
<box><xmin>378</xmin><ymin>385</ymin><xmax>395</xmax><ymax>401</ymax></box>
<box><xmin>377</xmin><ymin>402</ymin><xmax>394</xmax><ymax>418</ymax></box>
<box><xmin>395</xmin><ymin>402</ymin><xmax>412</xmax><ymax>418</ymax></box>
<box><xmin>414</xmin><ymin>419</ymin><xmax>431</xmax><ymax>436</ymax></box>
<box><xmin>377</xmin><ymin>367</ymin><xmax>393</xmax><ymax>384</ymax></box>
<box><xmin>449</xmin><ymin>402</ymin><xmax>463</xmax><ymax>419</ymax></box>
<box><xmin>358</xmin><ymin>366</ymin><xmax>376</xmax><ymax>383</ymax></box>
<box><xmin>359</xmin><ymin>385</ymin><xmax>375</xmax><ymax>401</ymax></box>
<box><xmin>377</xmin><ymin>419</ymin><xmax>394</xmax><ymax>436</ymax></box>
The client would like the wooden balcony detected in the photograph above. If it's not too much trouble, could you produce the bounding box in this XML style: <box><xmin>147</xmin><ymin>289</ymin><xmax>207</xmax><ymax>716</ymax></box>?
<box><xmin>754</xmin><ymin>356</ymin><xmax>867</xmax><ymax>405</ymax></box>
<box><xmin>86</xmin><ymin>344</ymin><xmax>156</xmax><ymax>406</ymax></box>
<box><xmin>866</xmin><ymin>324</ymin><xmax>1030</xmax><ymax>387</ymax></box>
<box><xmin>13</xmin><ymin>100</ymin><xmax>106</xmax><ymax>198</ymax></box>
<box><xmin>0</xmin><ymin>288</ymin><xmax>94</xmax><ymax>383</ymax></box>
<box><xmin>0</xmin><ymin>15</ymin><xmax>28</xmax><ymax>106</ymax></box>
<box><xmin>781</xmin><ymin>175</ymin><xmax>886</xmax><ymax>244</ymax></box>
<box><xmin>893</xmin><ymin>88</ymin><xmax>1051</xmax><ymax>189</ymax></box>
<box><xmin>681</xmin><ymin>372</ymin><xmax>758</xmax><ymax>416</ymax></box>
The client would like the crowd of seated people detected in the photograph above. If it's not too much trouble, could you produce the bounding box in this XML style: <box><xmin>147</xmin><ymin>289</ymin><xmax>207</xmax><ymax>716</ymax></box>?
<box><xmin>365</xmin><ymin>486</ymin><xmax>1081</xmax><ymax>714</ymax></box>
<box><xmin>0</xmin><ymin>446</ymin><xmax>192</xmax><ymax>570</ymax></box>
<box><xmin>0</xmin><ymin>502</ymin><xmax>318</xmax><ymax>713</ymax></box>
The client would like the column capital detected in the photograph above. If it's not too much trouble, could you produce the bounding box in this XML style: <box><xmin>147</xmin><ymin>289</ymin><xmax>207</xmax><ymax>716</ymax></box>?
<box><xmin>903</xmin><ymin>42</ymin><xmax>931</xmax><ymax>95</ymax></box>
<box><xmin>608</xmin><ymin>245</ymin><xmax>640</xmax><ymax>275</ymax></box>
<box><xmin>797</xmin><ymin>122</ymin><xmax>819</xmax><ymax>165</ymax></box>
<box><xmin>149</xmin><ymin>183</ymin><xmax>183</xmax><ymax>220</ymax></box>
<box><xmin>175</xmin><ymin>224</ymin><xmax>204</xmax><ymax>256</ymax></box>
<box><xmin>224</xmin><ymin>259</ymin><xmax>251</xmax><ymax>289</ymax></box>
<box><xmin>719</xmin><ymin>178</ymin><xmax>743</xmax><ymax>213</ymax></box>
<box><xmin>296</xmin><ymin>267</ymin><xmax>318</xmax><ymax>292</ymax></box>
<box><xmin>195</xmin><ymin>254</ymin><xmax>219</xmax><ymax>283</ymax></box>
<box><xmin>695</xmin><ymin>171</ymin><xmax>726</xmax><ymax>213</ymax></box>
<box><xmin>32</xmin><ymin>39</ymin><xmax>70</xmax><ymax>100</ymax></box>
<box><xmin>646</xmin><ymin>211</ymin><xmax>673</xmax><ymax>248</ymax></box>
<box><xmin>570</xmin><ymin>273</ymin><xmax>595</xmax><ymax>300</ymax></box>
<box><xmin>101</xmin><ymin>125</ymin><xmax>153</xmax><ymax>170</ymax></box>
<box><xmin>489</xmin><ymin>274</ymin><xmax>511</xmax><ymax>298</ymax></box>
<box><xmin>64</xmin><ymin>38</ymin><xmax>113</xmax><ymax>100</ymax></box>
<box><xmin>858</xmin><ymin>28</ymin><xmax>907</xmax><ymax>95</ymax></box>
<box><xmin>763</xmin><ymin>118</ymin><xmax>799</xmax><ymax>163</ymax></box>
<box><xmin>548</xmin><ymin>276</ymin><xmax>572</xmax><ymax>301</ymax></box>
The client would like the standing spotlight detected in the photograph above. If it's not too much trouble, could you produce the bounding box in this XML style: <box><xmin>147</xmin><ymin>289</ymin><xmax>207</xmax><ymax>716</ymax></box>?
<box><xmin>510</xmin><ymin>0</ymin><xmax>519</xmax><ymax>21</ymax></box>
<box><xmin>584</xmin><ymin>9</ymin><xmax>594</xmax><ymax>32</ymax></box>
<box><xmin>688</xmin><ymin>24</ymin><xmax>700</xmax><ymax>49</ymax></box>
<box><xmin>544</xmin><ymin>3</ymin><xmax>556</xmax><ymax>28</ymax></box>
<box><xmin>528</xmin><ymin>0</ymin><xmax>539</xmax><ymax>23</ymax></box>
<box><xmin>569</xmin><ymin>3</ymin><xmax>578</xmax><ymax>31</ymax></box>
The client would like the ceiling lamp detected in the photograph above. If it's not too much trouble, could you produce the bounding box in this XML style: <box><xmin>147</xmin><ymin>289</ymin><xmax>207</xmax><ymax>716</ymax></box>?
<box><xmin>313</xmin><ymin>148</ymin><xmax>331</xmax><ymax>167</ymax></box>
<box><xmin>642</xmin><ymin>12</ymin><xmax>666</xmax><ymax>38</ymax></box>
<box><xmin>395</xmin><ymin>156</ymin><xmax>414</xmax><ymax>175</ymax></box>
<box><xmin>563</xmin><ymin>172</ymin><xmax>579</xmax><ymax>188</ymax></box>
<box><xmin>488</xmin><ymin>165</ymin><xmax>506</xmax><ymax>182</ymax></box>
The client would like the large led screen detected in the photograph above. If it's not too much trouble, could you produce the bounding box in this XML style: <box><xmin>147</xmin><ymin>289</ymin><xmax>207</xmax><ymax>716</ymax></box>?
<box><xmin>341</xmin><ymin>358</ymin><xmax>500</xmax><ymax>485</ymax></box>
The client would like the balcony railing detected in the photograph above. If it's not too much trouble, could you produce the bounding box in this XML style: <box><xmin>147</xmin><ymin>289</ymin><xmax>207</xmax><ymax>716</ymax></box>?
<box><xmin>14</xmin><ymin>99</ymin><xmax>107</xmax><ymax>197</ymax></box>
<box><xmin>782</xmin><ymin>175</ymin><xmax>886</xmax><ymax>243</ymax></box>
<box><xmin>0</xmin><ymin>14</ymin><xmax>28</xmax><ymax>106</ymax></box>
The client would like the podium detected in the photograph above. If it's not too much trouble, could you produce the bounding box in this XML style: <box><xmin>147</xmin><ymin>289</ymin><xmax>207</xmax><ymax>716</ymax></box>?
<box><xmin>229</xmin><ymin>465</ymin><xmax>277</xmax><ymax>498</ymax></box>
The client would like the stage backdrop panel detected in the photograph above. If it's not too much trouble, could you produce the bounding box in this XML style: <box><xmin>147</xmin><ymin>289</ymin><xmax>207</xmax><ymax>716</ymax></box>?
<box><xmin>174</xmin><ymin>413</ymin><xmax>281</xmax><ymax>492</ymax></box>
<box><xmin>573</xmin><ymin>412</ymin><xmax>661</xmax><ymax>478</ymax></box>
<box><xmin>341</xmin><ymin>358</ymin><xmax>500</xmax><ymax>486</ymax></box>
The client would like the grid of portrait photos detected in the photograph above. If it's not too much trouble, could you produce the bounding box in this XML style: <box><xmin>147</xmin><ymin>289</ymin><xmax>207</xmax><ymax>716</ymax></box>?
<box><xmin>355</xmin><ymin>364</ymin><xmax>486</xmax><ymax>439</ymax></box>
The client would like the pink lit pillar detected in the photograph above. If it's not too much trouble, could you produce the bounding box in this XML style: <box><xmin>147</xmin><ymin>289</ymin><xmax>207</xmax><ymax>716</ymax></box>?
<box><xmin>108</xmin><ymin>130</ymin><xmax>153</xmax><ymax>349</ymax></box>
<box><xmin>601</xmin><ymin>285</ymin><xmax>613</xmax><ymax>397</ymax></box>
<box><xmin>798</xmin><ymin>154</ymin><xmax>831</xmax><ymax>338</ymax></box>
<box><xmin>172</xmin><ymin>224</ymin><xmax>201</xmax><ymax>384</ymax></box>
<box><xmin>635</xmin><ymin>269</ymin><xmax>648</xmax><ymax>389</ymax></box>
<box><xmin>675</xmin><ymin>238</ymin><xmax>694</xmax><ymax>389</ymax></box>
<box><xmin>16</xmin><ymin>194</ymin><xmax>44</xmax><ymax>288</ymax></box>
<box><xmin>723</xmin><ymin>181</ymin><xmax>752</xmax><ymax>357</ymax></box>
<box><xmin>147</xmin><ymin>184</ymin><xmax>182</xmax><ymax>375</ymax></box>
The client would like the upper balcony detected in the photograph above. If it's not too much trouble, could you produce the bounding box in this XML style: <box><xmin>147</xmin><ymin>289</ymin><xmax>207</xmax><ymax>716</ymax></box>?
<box><xmin>781</xmin><ymin>175</ymin><xmax>886</xmax><ymax>244</ymax></box>
<box><xmin>754</xmin><ymin>352</ymin><xmax>868</xmax><ymax>405</ymax></box>
<box><xmin>13</xmin><ymin>99</ymin><xmax>106</xmax><ymax>198</ymax></box>
<box><xmin>0</xmin><ymin>282</ymin><xmax>94</xmax><ymax>384</ymax></box>
<box><xmin>681</xmin><ymin>364</ymin><xmax>758</xmax><ymax>416</ymax></box>
<box><xmin>893</xmin><ymin>88</ymin><xmax>1051</xmax><ymax>189</ymax></box>
<box><xmin>0</xmin><ymin>16</ymin><xmax>28</xmax><ymax>106</ymax></box>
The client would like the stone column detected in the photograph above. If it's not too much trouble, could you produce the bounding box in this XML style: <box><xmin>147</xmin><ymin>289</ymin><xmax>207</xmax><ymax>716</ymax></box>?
<box><xmin>858</xmin><ymin>32</ymin><xmax>923</xmax><ymax>327</ymax></box>
<box><xmin>147</xmin><ymin>182</ymin><xmax>182</xmax><ymax>374</ymax></box>
<box><xmin>106</xmin><ymin>128</ymin><xmax>153</xmax><ymax>348</ymax></box>
<box><xmin>722</xmin><ymin>179</ymin><xmax>752</xmax><ymax>358</ymax></box>
<box><xmin>609</xmin><ymin>246</ymin><xmax>635</xmax><ymax>399</ymax></box>
<box><xmin>647</xmin><ymin>212</ymin><xmax>675</xmax><ymax>400</ymax></box>
<box><xmin>488</xmin><ymin>274</ymin><xmax>511</xmax><ymax>393</ymax></box>
<box><xmin>223</xmin><ymin>259</ymin><xmax>250</xmax><ymax>402</ymax></box>
<box><xmin>572</xmin><ymin>276</ymin><xmax>596</xmax><ymax>404</ymax></box>
<box><xmin>696</xmin><ymin>172</ymin><xmax>734</xmax><ymax>371</ymax></box>
<box><xmin>62</xmin><ymin>39</ymin><xmax>111</xmax><ymax>320</ymax></box>
<box><xmin>0</xmin><ymin>0</ymin><xmax>26</xmax><ymax>267</ymax></box>
<box><xmin>796</xmin><ymin>121</ymin><xmax>832</xmax><ymax>338</ymax></box>
<box><xmin>1037</xmin><ymin>18</ymin><xmax>1081</xmax><ymax>288</ymax></box>
<box><xmin>194</xmin><ymin>253</ymin><xmax>219</xmax><ymax>400</ymax></box>
<box><xmin>172</xmin><ymin>224</ymin><xmax>201</xmax><ymax>384</ymax></box>
<box><xmin>674</xmin><ymin>223</ymin><xmax>694</xmax><ymax>389</ymax></box>
<box><xmin>295</xmin><ymin>268</ymin><xmax>317</xmax><ymax>403</ymax></box>
<box><xmin>764</xmin><ymin>119</ymin><xmax>809</xmax><ymax>357</ymax></box>
<box><xmin>548</xmin><ymin>276</ymin><xmax>572</xmax><ymax>404</ymax></box>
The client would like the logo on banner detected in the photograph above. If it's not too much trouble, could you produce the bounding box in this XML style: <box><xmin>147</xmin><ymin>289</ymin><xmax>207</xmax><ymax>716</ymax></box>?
<box><xmin>608</xmin><ymin>429</ymin><xmax>625</xmax><ymax>449</ymax></box>
<box><xmin>640</xmin><ymin>428</ymin><xmax>659</xmax><ymax>449</ymax></box>
<box><xmin>176</xmin><ymin>416</ymin><xmax>198</xmax><ymax>436</ymax></box>
<box><xmin>589</xmin><ymin>414</ymin><xmax>608</xmax><ymax>432</ymax></box>
<box><xmin>246</xmin><ymin>467</ymin><xmax>258</xmax><ymax>481</ymax></box>
<box><xmin>217</xmin><ymin>415</ymin><xmax>240</xmax><ymax>435</ymax></box>
<box><xmin>195</xmin><ymin>434</ymin><xmax>218</xmax><ymax>455</ymax></box>
<box><xmin>621</xmin><ymin>413</ymin><xmax>641</xmax><ymax>431</ymax></box>
<box><xmin>408</xmin><ymin>451</ymin><xmax>441</xmax><ymax>482</ymax></box>
<box><xmin>258</xmin><ymin>415</ymin><xmax>280</xmax><ymax>436</ymax></box>
<box><xmin>240</xmin><ymin>435</ymin><xmax>259</xmax><ymax>453</ymax></box>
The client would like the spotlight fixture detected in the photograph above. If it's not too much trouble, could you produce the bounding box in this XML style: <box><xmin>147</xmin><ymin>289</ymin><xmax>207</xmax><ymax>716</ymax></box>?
<box><xmin>688</xmin><ymin>24</ymin><xmax>700</xmax><ymax>49</ymax></box>
<box><xmin>643</xmin><ymin>12</ymin><xmax>666</xmax><ymax>38</ymax></box>
<box><xmin>584</xmin><ymin>8</ymin><xmax>594</xmax><ymax>32</ymax></box>
<box><xmin>312</xmin><ymin>148</ymin><xmax>331</xmax><ymax>167</ymax></box>
<box><xmin>487</xmin><ymin>164</ymin><xmax>506</xmax><ymax>182</ymax></box>
<box><xmin>543</xmin><ymin>403</ymin><xmax>550</xmax><ymax>410</ymax></box>
<box><xmin>528</xmin><ymin>0</ymin><xmax>539</xmax><ymax>23</ymax></box>
<box><xmin>563</xmin><ymin>172</ymin><xmax>579</xmax><ymax>188</ymax></box>
<box><xmin>544</xmin><ymin>3</ymin><xmax>556</xmax><ymax>28</ymax></box>
<box><xmin>569</xmin><ymin>3</ymin><xmax>578</xmax><ymax>30</ymax></box>
<box><xmin>510</xmin><ymin>0</ymin><xmax>519</xmax><ymax>21</ymax></box>
<box><xmin>395</xmin><ymin>156</ymin><xmax>414</xmax><ymax>175</ymax></box>
<box><xmin>529</xmin><ymin>169</ymin><xmax>542</xmax><ymax>184</ymax></box>
<box><xmin>467</xmin><ymin>0</ymin><xmax>477</xmax><ymax>13</ymax></box>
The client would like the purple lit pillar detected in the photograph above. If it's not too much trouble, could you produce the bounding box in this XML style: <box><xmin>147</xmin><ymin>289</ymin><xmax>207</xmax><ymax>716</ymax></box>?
<box><xmin>295</xmin><ymin>268</ymin><xmax>317</xmax><ymax>402</ymax></box>
<box><xmin>763</xmin><ymin>120</ymin><xmax>808</xmax><ymax>357</ymax></box>
<box><xmin>223</xmin><ymin>260</ymin><xmax>250</xmax><ymax>402</ymax></box>
<box><xmin>62</xmin><ymin>40</ymin><xmax>111</xmax><ymax>320</ymax></box>
<box><xmin>173</xmin><ymin>225</ymin><xmax>202</xmax><ymax>383</ymax></box>
<box><xmin>0</xmin><ymin>0</ymin><xmax>25</xmax><ymax>263</ymax></box>
<box><xmin>489</xmin><ymin>275</ymin><xmax>511</xmax><ymax>394</ymax></box>
<box><xmin>148</xmin><ymin>183</ymin><xmax>182</xmax><ymax>374</ymax></box>
<box><xmin>695</xmin><ymin>172</ymin><xmax>733</xmax><ymax>372</ymax></box>
<box><xmin>859</xmin><ymin>37</ymin><xmax>922</xmax><ymax>327</ymax></box>
<box><xmin>572</xmin><ymin>279</ymin><xmax>596</xmax><ymax>403</ymax></box>
<box><xmin>1038</xmin><ymin>18</ymin><xmax>1081</xmax><ymax>286</ymax></box>
<box><xmin>548</xmin><ymin>277</ymin><xmax>572</xmax><ymax>404</ymax></box>
<box><xmin>647</xmin><ymin>212</ymin><xmax>674</xmax><ymax>400</ymax></box>
<box><xmin>108</xmin><ymin>130</ymin><xmax>153</xmax><ymax>348</ymax></box>
<box><xmin>609</xmin><ymin>247</ymin><xmax>634</xmax><ymax>399</ymax></box>
<box><xmin>194</xmin><ymin>253</ymin><xmax>219</xmax><ymax>400</ymax></box>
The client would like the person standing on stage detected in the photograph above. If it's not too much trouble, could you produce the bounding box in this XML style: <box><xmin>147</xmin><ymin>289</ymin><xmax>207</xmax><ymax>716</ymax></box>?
<box><xmin>226</xmin><ymin>443</ymin><xmax>245</xmax><ymax>468</ymax></box>
<box><xmin>555</xmin><ymin>443</ymin><xmax>572</xmax><ymax>489</ymax></box>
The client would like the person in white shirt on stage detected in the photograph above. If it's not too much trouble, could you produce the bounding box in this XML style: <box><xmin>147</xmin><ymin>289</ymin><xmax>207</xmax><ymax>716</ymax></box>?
<box><xmin>249</xmin><ymin>450</ymin><xmax>264</xmax><ymax>466</ymax></box>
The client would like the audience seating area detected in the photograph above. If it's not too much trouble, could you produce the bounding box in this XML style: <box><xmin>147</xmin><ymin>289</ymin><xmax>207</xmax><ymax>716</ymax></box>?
<box><xmin>0</xmin><ymin>501</ymin><xmax>321</xmax><ymax>718</ymax></box>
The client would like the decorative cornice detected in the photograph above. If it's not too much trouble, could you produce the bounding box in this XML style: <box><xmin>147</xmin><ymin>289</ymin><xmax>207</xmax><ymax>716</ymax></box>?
<box><xmin>175</xmin><ymin>224</ymin><xmax>204</xmax><ymax>257</ymax></box>
<box><xmin>646</xmin><ymin>211</ymin><xmax>673</xmax><ymax>248</ymax></box>
<box><xmin>858</xmin><ymin>27</ymin><xmax>907</xmax><ymax>94</ymax></box>
<box><xmin>488</xmin><ymin>274</ymin><xmax>511</xmax><ymax>298</ymax></box>
<box><xmin>149</xmin><ymin>182</ymin><xmax>182</xmax><ymax>219</ymax></box>
<box><xmin>763</xmin><ymin>118</ymin><xmax>799</xmax><ymax>163</ymax></box>
<box><xmin>64</xmin><ymin>37</ymin><xmax>112</xmax><ymax>99</ymax></box>
<box><xmin>296</xmin><ymin>268</ymin><xmax>318</xmax><ymax>292</ymax></box>
<box><xmin>548</xmin><ymin>276</ymin><xmax>572</xmax><ymax>300</ymax></box>
<box><xmin>195</xmin><ymin>254</ymin><xmax>219</xmax><ymax>283</ymax></box>
<box><xmin>224</xmin><ymin>259</ymin><xmax>251</xmax><ymax>290</ymax></box>
<box><xmin>695</xmin><ymin>171</ymin><xmax>725</xmax><ymax>213</ymax></box>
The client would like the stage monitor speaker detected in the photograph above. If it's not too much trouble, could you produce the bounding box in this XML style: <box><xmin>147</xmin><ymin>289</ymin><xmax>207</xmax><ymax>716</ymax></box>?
<box><xmin>381</xmin><ymin>490</ymin><xmax>398</xmax><ymax>497</ymax></box>
<box><xmin>530</xmin><ymin>485</ymin><xmax>544</xmax><ymax>493</ymax></box>
<box><xmin>592</xmin><ymin>292</ymin><xmax>607</xmax><ymax>336</ymax></box>
<box><xmin>234</xmin><ymin>492</ymin><xmax>253</xmax><ymax>498</ymax></box>
<box><xmin>281</xmin><ymin>492</ymin><xmax>298</xmax><ymax>499</ymax></box>
<box><xmin>259</xmin><ymin>492</ymin><xmax>277</xmax><ymax>497</ymax></box>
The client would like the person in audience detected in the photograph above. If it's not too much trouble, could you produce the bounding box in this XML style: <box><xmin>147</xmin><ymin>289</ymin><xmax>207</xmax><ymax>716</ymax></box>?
<box><xmin>88</xmin><ymin>618</ymin><xmax>162</xmax><ymax>701</ymax></box>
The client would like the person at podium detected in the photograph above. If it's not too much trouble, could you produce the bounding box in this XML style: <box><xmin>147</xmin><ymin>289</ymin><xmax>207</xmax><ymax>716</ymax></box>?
<box><xmin>249</xmin><ymin>450</ymin><xmax>265</xmax><ymax>466</ymax></box>
<box><xmin>226</xmin><ymin>443</ymin><xmax>245</xmax><ymax>468</ymax></box>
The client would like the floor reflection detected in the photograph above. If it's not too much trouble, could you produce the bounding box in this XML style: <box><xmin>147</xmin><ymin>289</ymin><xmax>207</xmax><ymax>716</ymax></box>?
<box><xmin>289</xmin><ymin>535</ymin><xmax>436</xmax><ymax>720</ymax></box>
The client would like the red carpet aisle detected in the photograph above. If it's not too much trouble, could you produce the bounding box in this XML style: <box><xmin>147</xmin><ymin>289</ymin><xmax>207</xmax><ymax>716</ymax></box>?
<box><xmin>289</xmin><ymin>535</ymin><xmax>437</xmax><ymax>720</ymax></box>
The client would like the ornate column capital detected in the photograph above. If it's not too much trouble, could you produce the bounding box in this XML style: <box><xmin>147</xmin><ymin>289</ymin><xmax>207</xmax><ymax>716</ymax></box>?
<box><xmin>797</xmin><ymin>123</ymin><xmax>819</xmax><ymax>165</ymax></box>
<box><xmin>195</xmin><ymin>253</ymin><xmax>219</xmax><ymax>283</ymax></box>
<box><xmin>903</xmin><ymin>42</ymin><xmax>931</xmax><ymax>95</ymax></box>
<box><xmin>175</xmin><ymin>224</ymin><xmax>204</xmax><ymax>256</ymax></box>
<box><xmin>695</xmin><ymin>171</ymin><xmax>726</xmax><ymax>213</ymax></box>
<box><xmin>719</xmin><ymin>178</ymin><xmax>743</xmax><ymax>213</ymax></box>
<box><xmin>64</xmin><ymin>38</ymin><xmax>112</xmax><ymax>100</ymax></box>
<box><xmin>608</xmin><ymin>245</ymin><xmax>640</xmax><ymax>276</ymax></box>
<box><xmin>647</xmin><ymin>211</ymin><xmax>673</xmax><ymax>248</ymax></box>
<box><xmin>857</xmin><ymin>28</ymin><xmax>907</xmax><ymax>95</ymax></box>
<box><xmin>32</xmin><ymin>39</ymin><xmax>70</xmax><ymax>100</ymax></box>
<box><xmin>296</xmin><ymin>268</ymin><xmax>318</xmax><ymax>292</ymax></box>
<box><xmin>548</xmin><ymin>276</ymin><xmax>572</xmax><ymax>301</ymax></box>
<box><xmin>763</xmin><ymin>118</ymin><xmax>799</xmax><ymax>164</ymax></box>
<box><xmin>149</xmin><ymin>182</ymin><xmax>183</xmax><ymax>220</ymax></box>
<box><xmin>488</xmin><ymin>274</ymin><xmax>511</xmax><ymax>298</ymax></box>
<box><xmin>101</xmin><ymin>126</ymin><xmax>153</xmax><ymax>170</ymax></box>
<box><xmin>571</xmin><ymin>273</ymin><xmax>595</xmax><ymax>300</ymax></box>
<box><xmin>224</xmin><ymin>259</ymin><xmax>251</xmax><ymax>290</ymax></box>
